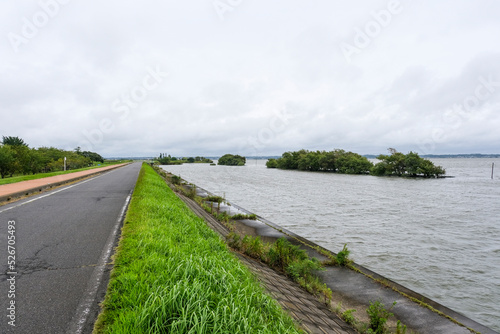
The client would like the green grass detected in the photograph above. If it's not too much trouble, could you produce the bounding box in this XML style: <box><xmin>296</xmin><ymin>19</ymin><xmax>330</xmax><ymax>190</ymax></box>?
<box><xmin>227</xmin><ymin>233</ymin><xmax>332</xmax><ymax>304</ymax></box>
<box><xmin>93</xmin><ymin>163</ymin><xmax>302</xmax><ymax>334</ymax></box>
<box><xmin>0</xmin><ymin>160</ymin><xmax>129</xmax><ymax>186</ymax></box>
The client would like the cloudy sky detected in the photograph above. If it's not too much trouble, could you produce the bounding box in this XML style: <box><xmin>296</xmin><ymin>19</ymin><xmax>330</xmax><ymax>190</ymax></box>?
<box><xmin>1</xmin><ymin>0</ymin><xmax>500</xmax><ymax>157</ymax></box>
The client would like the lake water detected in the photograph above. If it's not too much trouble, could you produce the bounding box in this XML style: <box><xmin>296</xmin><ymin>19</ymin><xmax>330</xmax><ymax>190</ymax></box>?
<box><xmin>161</xmin><ymin>158</ymin><xmax>500</xmax><ymax>331</ymax></box>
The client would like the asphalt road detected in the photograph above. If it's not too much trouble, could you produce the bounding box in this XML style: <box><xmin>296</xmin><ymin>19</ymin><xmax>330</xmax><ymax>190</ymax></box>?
<box><xmin>0</xmin><ymin>162</ymin><xmax>142</xmax><ymax>334</ymax></box>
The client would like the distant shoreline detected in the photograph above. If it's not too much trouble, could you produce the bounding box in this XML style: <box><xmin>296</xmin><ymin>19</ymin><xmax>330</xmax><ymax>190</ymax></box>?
<box><xmin>104</xmin><ymin>154</ymin><xmax>500</xmax><ymax>160</ymax></box>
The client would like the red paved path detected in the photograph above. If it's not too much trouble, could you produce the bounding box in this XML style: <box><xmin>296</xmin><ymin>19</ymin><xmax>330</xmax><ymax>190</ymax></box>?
<box><xmin>0</xmin><ymin>163</ymin><xmax>129</xmax><ymax>200</ymax></box>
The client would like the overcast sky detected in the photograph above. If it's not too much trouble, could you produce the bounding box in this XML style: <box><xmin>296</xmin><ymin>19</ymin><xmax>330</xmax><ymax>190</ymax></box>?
<box><xmin>1</xmin><ymin>0</ymin><xmax>500</xmax><ymax>157</ymax></box>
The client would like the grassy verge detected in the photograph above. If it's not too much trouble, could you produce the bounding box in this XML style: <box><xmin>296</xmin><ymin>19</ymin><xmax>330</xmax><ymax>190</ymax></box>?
<box><xmin>93</xmin><ymin>163</ymin><xmax>302</xmax><ymax>333</ymax></box>
<box><xmin>0</xmin><ymin>160</ymin><xmax>130</xmax><ymax>186</ymax></box>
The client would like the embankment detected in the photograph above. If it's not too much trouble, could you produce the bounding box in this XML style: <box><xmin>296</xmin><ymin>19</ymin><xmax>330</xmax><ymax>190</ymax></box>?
<box><xmin>93</xmin><ymin>163</ymin><xmax>303</xmax><ymax>333</ymax></box>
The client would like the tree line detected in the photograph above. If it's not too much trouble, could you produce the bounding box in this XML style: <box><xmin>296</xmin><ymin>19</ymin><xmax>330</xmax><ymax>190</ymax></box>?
<box><xmin>266</xmin><ymin>148</ymin><xmax>445</xmax><ymax>178</ymax></box>
<box><xmin>0</xmin><ymin>136</ymin><xmax>104</xmax><ymax>179</ymax></box>
<box><xmin>156</xmin><ymin>153</ymin><xmax>213</xmax><ymax>165</ymax></box>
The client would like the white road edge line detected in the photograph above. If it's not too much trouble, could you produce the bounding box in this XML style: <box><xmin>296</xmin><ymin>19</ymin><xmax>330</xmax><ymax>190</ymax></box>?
<box><xmin>66</xmin><ymin>189</ymin><xmax>133</xmax><ymax>334</ymax></box>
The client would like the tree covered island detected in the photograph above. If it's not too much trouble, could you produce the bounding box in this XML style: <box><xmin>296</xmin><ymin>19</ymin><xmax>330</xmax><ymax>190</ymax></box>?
<box><xmin>267</xmin><ymin>148</ymin><xmax>445</xmax><ymax>178</ymax></box>
<box><xmin>217</xmin><ymin>154</ymin><xmax>246</xmax><ymax>166</ymax></box>
<box><xmin>156</xmin><ymin>154</ymin><xmax>213</xmax><ymax>165</ymax></box>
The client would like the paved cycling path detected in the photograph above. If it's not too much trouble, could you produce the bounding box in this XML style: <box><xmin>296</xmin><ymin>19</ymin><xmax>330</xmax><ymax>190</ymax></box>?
<box><xmin>0</xmin><ymin>163</ymin><xmax>129</xmax><ymax>203</ymax></box>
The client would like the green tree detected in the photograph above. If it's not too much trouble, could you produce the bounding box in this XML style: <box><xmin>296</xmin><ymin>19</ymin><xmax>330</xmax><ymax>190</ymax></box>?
<box><xmin>27</xmin><ymin>148</ymin><xmax>44</xmax><ymax>174</ymax></box>
<box><xmin>319</xmin><ymin>151</ymin><xmax>336</xmax><ymax>171</ymax></box>
<box><xmin>298</xmin><ymin>151</ymin><xmax>322</xmax><ymax>171</ymax></box>
<box><xmin>276</xmin><ymin>152</ymin><xmax>296</xmax><ymax>169</ymax></box>
<box><xmin>36</xmin><ymin>147</ymin><xmax>65</xmax><ymax>172</ymax></box>
<box><xmin>0</xmin><ymin>145</ymin><xmax>15</xmax><ymax>178</ymax></box>
<box><xmin>11</xmin><ymin>144</ymin><xmax>32</xmax><ymax>175</ymax></box>
<box><xmin>372</xmin><ymin>149</ymin><xmax>445</xmax><ymax>178</ymax></box>
<box><xmin>78</xmin><ymin>150</ymin><xmax>104</xmax><ymax>163</ymax></box>
<box><xmin>2</xmin><ymin>136</ymin><xmax>28</xmax><ymax>147</ymax></box>
<box><xmin>335</xmin><ymin>150</ymin><xmax>373</xmax><ymax>174</ymax></box>
<box><xmin>266</xmin><ymin>158</ymin><xmax>278</xmax><ymax>168</ymax></box>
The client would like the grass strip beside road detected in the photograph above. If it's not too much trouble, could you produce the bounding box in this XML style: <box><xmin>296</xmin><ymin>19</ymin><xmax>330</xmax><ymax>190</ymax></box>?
<box><xmin>0</xmin><ymin>161</ymin><xmax>131</xmax><ymax>186</ymax></box>
<box><xmin>93</xmin><ymin>163</ymin><xmax>302</xmax><ymax>333</ymax></box>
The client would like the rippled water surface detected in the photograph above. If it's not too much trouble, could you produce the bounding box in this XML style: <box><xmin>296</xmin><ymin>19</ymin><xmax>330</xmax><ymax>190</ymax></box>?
<box><xmin>162</xmin><ymin>159</ymin><xmax>500</xmax><ymax>331</ymax></box>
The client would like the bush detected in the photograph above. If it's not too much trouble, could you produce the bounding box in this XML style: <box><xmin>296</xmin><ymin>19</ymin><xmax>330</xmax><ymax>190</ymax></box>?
<box><xmin>231</xmin><ymin>213</ymin><xmax>257</xmax><ymax>220</ymax></box>
<box><xmin>336</xmin><ymin>244</ymin><xmax>351</xmax><ymax>266</ymax></box>
<box><xmin>286</xmin><ymin>257</ymin><xmax>321</xmax><ymax>280</ymax></box>
<box><xmin>266</xmin><ymin>158</ymin><xmax>278</xmax><ymax>168</ymax></box>
<box><xmin>366</xmin><ymin>301</ymin><xmax>396</xmax><ymax>334</ymax></box>
<box><xmin>206</xmin><ymin>195</ymin><xmax>223</xmax><ymax>203</ymax></box>
<box><xmin>267</xmin><ymin>238</ymin><xmax>308</xmax><ymax>272</ymax></box>
<box><xmin>170</xmin><ymin>175</ymin><xmax>181</xmax><ymax>185</ymax></box>
<box><xmin>342</xmin><ymin>309</ymin><xmax>357</xmax><ymax>326</ymax></box>
<box><xmin>242</xmin><ymin>235</ymin><xmax>265</xmax><ymax>259</ymax></box>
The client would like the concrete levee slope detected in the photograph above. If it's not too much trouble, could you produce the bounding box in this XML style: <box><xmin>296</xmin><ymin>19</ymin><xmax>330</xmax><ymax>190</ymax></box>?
<box><xmin>190</xmin><ymin>183</ymin><xmax>498</xmax><ymax>334</ymax></box>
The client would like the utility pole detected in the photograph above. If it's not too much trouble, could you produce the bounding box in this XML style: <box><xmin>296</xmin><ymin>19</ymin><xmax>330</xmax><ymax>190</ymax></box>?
<box><xmin>64</xmin><ymin>157</ymin><xmax>67</xmax><ymax>171</ymax></box>
<box><xmin>492</xmin><ymin>162</ymin><xmax>495</xmax><ymax>180</ymax></box>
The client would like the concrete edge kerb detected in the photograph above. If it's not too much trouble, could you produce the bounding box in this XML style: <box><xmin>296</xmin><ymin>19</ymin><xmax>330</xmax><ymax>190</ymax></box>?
<box><xmin>184</xmin><ymin>181</ymin><xmax>498</xmax><ymax>334</ymax></box>
<box><xmin>0</xmin><ymin>163</ymin><xmax>130</xmax><ymax>204</ymax></box>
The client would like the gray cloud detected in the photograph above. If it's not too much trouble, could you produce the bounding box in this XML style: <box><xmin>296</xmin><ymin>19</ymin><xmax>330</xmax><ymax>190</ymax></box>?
<box><xmin>1</xmin><ymin>0</ymin><xmax>500</xmax><ymax>157</ymax></box>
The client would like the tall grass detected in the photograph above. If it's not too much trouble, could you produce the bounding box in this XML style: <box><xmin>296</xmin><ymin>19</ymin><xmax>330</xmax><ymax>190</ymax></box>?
<box><xmin>228</xmin><ymin>234</ymin><xmax>332</xmax><ymax>304</ymax></box>
<box><xmin>94</xmin><ymin>163</ymin><xmax>302</xmax><ymax>334</ymax></box>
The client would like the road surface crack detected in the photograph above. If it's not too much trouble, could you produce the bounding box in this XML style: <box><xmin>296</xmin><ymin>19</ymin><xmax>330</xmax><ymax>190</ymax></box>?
<box><xmin>2</xmin><ymin>262</ymin><xmax>113</xmax><ymax>280</ymax></box>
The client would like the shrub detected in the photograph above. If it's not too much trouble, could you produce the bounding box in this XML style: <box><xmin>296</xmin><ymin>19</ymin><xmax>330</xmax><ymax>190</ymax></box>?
<box><xmin>231</xmin><ymin>213</ymin><xmax>257</xmax><ymax>220</ymax></box>
<box><xmin>242</xmin><ymin>235</ymin><xmax>265</xmax><ymax>259</ymax></box>
<box><xmin>286</xmin><ymin>258</ymin><xmax>321</xmax><ymax>280</ymax></box>
<box><xmin>206</xmin><ymin>195</ymin><xmax>223</xmax><ymax>203</ymax></box>
<box><xmin>342</xmin><ymin>309</ymin><xmax>357</xmax><ymax>326</ymax></box>
<box><xmin>266</xmin><ymin>238</ymin><xmax>308</xmax><ymax>272</ymax></box>
<box><xmin>226</xmin><ymin>232</ymin><xmax>241</xmax><ymax>249</ymax></box>
<box><xmin>266</xmin><ymin>158</ymin><xmax>278</xmax><ymax>168</ymax></box>
<box><xmin>170</xmin><ymin>175</ymin><xmax>181</xmax><ymax>185</ymax></box>
<box><xmin>336</xmin><ymin>244</ymin><xmax>351</xmax><ymax>266</ymax></box>
<box><xmin>366</xmin><ymin>301</ymin><xmax>396</xmax><ymax>334</ymax></box>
